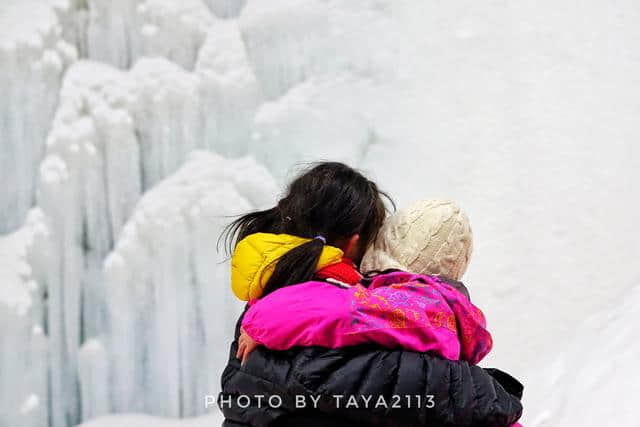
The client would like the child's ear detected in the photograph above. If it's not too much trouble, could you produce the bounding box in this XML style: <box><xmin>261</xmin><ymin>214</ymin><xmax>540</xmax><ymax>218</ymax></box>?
<box><xmin>343</xmin><ymin>234</ymin><xmax>361</xmax><ymax>260</ymax></box>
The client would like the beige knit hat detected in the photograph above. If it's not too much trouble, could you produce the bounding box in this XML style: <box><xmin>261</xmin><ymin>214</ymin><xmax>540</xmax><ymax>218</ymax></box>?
<box><xmin>361</xmin><ymin>199</ymin><xmax>473</xmax><ymax>280</ymax></box>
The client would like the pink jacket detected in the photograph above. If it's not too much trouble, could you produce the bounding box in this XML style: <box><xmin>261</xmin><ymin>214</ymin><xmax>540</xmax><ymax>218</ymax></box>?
<box><xmin>242</xmin><ymin>271</ymin><xmax>493</xmax><ymax>364</ymax></box>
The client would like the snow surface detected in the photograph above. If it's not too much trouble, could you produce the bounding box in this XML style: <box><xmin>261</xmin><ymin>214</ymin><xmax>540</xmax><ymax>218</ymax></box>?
<box><xmin>1</xmin><ymin>0</ymin><xmax>639</xmax><ymax>427</ymax></box>
<box><xmin>78</xmin><ymin>413</ymin><xmax>223</xmax><ymax>427</ymax></box>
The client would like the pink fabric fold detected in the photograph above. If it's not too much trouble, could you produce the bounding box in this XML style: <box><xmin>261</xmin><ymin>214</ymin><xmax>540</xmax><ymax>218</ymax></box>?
<box><xmin>242</xmin><ymin>272</ymin><xmax>493</xmax><ymax>364</ymax></box>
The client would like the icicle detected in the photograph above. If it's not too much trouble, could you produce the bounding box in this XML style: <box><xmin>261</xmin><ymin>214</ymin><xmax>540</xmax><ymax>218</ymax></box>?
<box><xmin>100</xmin><ymin>152</ymin><xmax>277</xmax><ymax>417</ymax></box>
<box><xmin>86</xmin><ymin>0</ymin><xmax>213</xmax><ymax>70</ymax></box>
<box><xmin>78</xmin><ymin>339</ymin><xmax>110</xmax><ymax>420</ymax></box>
<box><xmin>195</xmin><ymin>22</ymin><xmax>263</xmax><ymax>158</ymax></box>
<box><xmin>0</xmin><ymin>1</ymin><xmax>76</xmax><ymax>233</ymax></box>
<box><xmin>129</xmin><ymin>58</ymin><xmax>203</xmax><ymax>188</ymax></box>
<box><xmin>239</xmin><ymin>0</ymin><xmax>329</xmax><ymax>99</ymax></box>
<box><xmin>0</xmin><ymin>211</ymin><xmax>49</xmax><ymax>427</ymax></box>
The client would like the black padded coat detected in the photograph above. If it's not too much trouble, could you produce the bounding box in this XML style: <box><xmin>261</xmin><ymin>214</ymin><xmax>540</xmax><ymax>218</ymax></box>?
<box><xmin>219</xmin><ymin>305</ymin><xmax>523</xmax><ymax>427</ymax></box>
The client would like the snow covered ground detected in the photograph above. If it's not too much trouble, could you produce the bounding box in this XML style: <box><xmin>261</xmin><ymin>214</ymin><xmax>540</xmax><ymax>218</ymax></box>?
<box><xmin>78</xmin><ymin>413</ymin><xmax>224</xmax><ymax>427</ymax></box>
<box><xmin>1</xmin><ymin>0</ymin><xmax>639</xmax><ymax>426</ymax></box>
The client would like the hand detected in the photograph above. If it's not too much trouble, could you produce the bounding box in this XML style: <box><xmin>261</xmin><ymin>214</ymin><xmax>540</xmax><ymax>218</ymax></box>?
<box><xmin>236</xmin><ymin>327</ymin><xmax>259</xmax><ymax>366</ymax></box>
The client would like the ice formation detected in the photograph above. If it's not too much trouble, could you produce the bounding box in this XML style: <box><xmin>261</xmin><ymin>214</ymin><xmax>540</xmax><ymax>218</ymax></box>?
<box><xmin>100</xmin><ymin>152</ymin><xmax>275</xmax><ymax>418</ymax></box>
<box><xmin>86</xmin><ymin>0</ymin><xmax>213</xmax><ymax>70</ymax></box>
<box><xmin>0</xmin><ymin>210</ymin><xmax>48</xmax><ymax>427</ymax></box>
<box><xmin>29</xmin><ymin>148</ymin><xmax>275</xmax><ymax>426</ymax></box>
<box><xmin>0</xmin><ymin>0</ymin><xmax>76</xmax><ymax>233</ymax></box>
<box><xmin>194</xmin><ymin>21</ymin><xmax>263</xmax><ymax>157</ymax></box>
<box><xmin>1</xmin><ymin>1</ymin><xmax>639</xmax><ymax>427</ymax></box>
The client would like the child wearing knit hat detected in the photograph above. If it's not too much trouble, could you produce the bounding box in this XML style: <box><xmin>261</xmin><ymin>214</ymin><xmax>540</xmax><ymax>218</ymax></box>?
<box><xmin>361</xmin><ymin>199</ymin><xmax>473</xmax><ymax>283</ymax></box>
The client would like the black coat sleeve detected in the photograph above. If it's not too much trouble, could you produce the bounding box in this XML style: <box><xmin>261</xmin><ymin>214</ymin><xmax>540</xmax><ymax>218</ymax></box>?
<box><xmin>220</xmin><ymin>311</ymin><xmax>523</xmax><ymax>427</ymax></box>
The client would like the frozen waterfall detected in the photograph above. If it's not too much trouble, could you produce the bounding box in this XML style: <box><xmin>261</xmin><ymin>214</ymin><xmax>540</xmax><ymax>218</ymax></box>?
<box><xmin>100</xmin><ymin>152</ymin><xmax>275</xmax><ymax>418</ymax></box>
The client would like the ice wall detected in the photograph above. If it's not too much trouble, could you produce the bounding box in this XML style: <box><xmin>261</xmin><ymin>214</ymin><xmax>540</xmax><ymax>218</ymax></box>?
<box><xmin>0</xmin><ymin>210</ymin><xmax>48</xmax><ymax>427</ymax></box>
<box><xmin>0</xmin><ymin>0</ymin><xmax>76</xmax><ymax>233</ymax></box>
<box><xmin>86</xmin><ymin>0</ymin><xmax>213</xmax><ymax>70</ymax></box>
<box><xmin>27</xmin><ymin>45</ymin><xmax>270</xmax><ymax>426</ymax></box>
<box><xmin>194</xmin><ymin>21</ymin><xmax>263</xmax><ymax>157</ymax></box>
<box><xmin>1</xmin><ymin>1</ymin><xmax>640</xmax><ymax>427</ymax></box>
<box><xmin>100</xmin><ymin>152</ymin><xmax>276</xmax><ymax>418</ymax></box>
<box><xmin>32</xmin><ymin>60</ymin><xmax>140</xmax><ymax>427</ymax></box>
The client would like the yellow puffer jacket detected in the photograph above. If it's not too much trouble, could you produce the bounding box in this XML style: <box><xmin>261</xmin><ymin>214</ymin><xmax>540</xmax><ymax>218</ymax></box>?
<box><xmin>231</xmin><ymin>233</ymin><xmax>344</xmax><ymax>301</ymax></box>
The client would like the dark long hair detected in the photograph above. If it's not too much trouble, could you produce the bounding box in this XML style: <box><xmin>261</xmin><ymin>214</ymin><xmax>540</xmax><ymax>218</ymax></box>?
<box><xmin>221</xmin><ymin>162</ymin><xmax>393</xmax><ymax>296</ymax></box>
